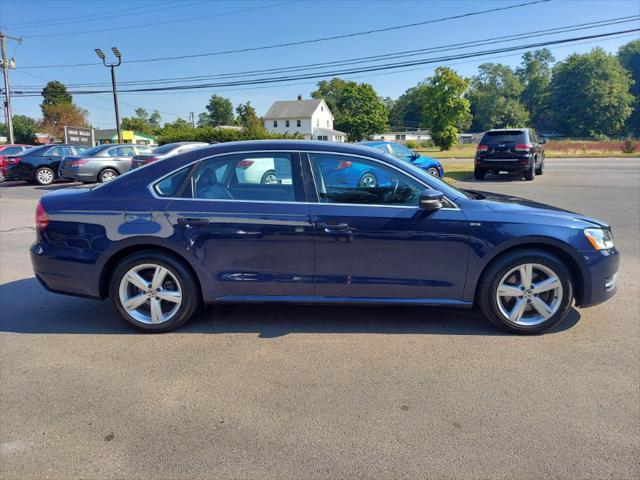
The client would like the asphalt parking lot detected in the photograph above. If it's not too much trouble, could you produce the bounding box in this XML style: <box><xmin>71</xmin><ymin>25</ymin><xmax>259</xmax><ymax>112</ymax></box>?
<box><xmin>1</xmin><ymin>157</ymin><xmax>639</xmax><ymax>479</ymax></box>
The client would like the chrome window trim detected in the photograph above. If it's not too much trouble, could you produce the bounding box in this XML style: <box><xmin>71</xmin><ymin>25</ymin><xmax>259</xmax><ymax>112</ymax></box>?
<box><xmin>148</xmin><ymin>149</ymin><xmax>460</xmax><ymax>211</ymax></box>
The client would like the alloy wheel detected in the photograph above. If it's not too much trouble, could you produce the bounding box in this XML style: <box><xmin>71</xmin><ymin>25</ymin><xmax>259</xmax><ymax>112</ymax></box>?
<box><xmin>359</xmin><ymin>173</ymin><xmax>377</xmax><ymax>188</ymax></box>
<box><xmin>118</xmin><ymin>263</ymin><xmax>183</xmax><ymax>324</ymax></box>
<box><xmin>101</xmin><ymin>170</ymin><xmax>118</xmax><ymax>182</ymax></box>
<box><xmin>495</xmin><ymin>263</ymin><xmax>563</xmax><ymax>326</ymax></box>
<box><xmin>261</xmin><ymin>171</ymin><xmax>278</xmax><ymax>184</ymax></box>
<box><xmin>37</xmin><ymin>168</ymin><xmax>54</xmax><ymax>185</ymax></box>
<box><xmin>427</xmin><ymin>167</ymin><xmax>439</xmax><ymax>177</ymax></box>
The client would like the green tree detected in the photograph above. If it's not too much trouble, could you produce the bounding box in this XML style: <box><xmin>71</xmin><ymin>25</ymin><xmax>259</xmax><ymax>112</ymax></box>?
<box><xmin>421</xmin><ymin>67</ymin><xmax>471</xmax><ymax>150</ymax></box>
<box><xmin>388</xmin><ymin>83</ymin><xmax>429</xmax><ymax>129</ymax></box>
<box><xmin>0</xmin><ymin>115</ymin><xmax>38</xmax><ymax>144</ymax></box>
<box><xmin>311</xmin><ymin>78</ymin><xmax>348</xmax><ymax>115</ymax></box>
<box><xmin>121</xmin><ymin>108</ymin><xmax>161</xmax><ymax>135</ymax></box>
<box><xmin>618</xmin><ymin>40</ymin><xmax>640</xmax><ymax>135</ymax></box>
<box><xmin>468</xmin><ymin>63</ymin><xmax>529</xmax><ymax>131</ymax></box>
<box><xmin>235</xmin><ymin>101</ymin><xmax>265</xmax><ymax>134</ymax></box>
<box><xmin>517</xmin><ymin>49</ymin><xmax>555</xmax><ymax>131</ymax></box>
<box><xmin>199</xmin><ymin>95</ymin><xmax>234</xmax><ymax>127</ymax></box>
<box><xmin>550</xmin><ymin>48</ymin><xmax>633</xmax><ymax>136</ymax></box>
<box><xmin>312</xmin><ymin>78</ymin><xmax>388</xmax><ymax>141</ymax></box>
<box><xmin>41</xmin><ymin>80</ymin><xmax>72</xmax><ymax>115</ymax></box>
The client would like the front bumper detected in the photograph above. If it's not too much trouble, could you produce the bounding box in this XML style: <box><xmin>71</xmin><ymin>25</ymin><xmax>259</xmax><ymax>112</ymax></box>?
<box><xmin>578</xmin><ymin>248</ymin><xmax>619</xmax><ymax>308</ymax></box>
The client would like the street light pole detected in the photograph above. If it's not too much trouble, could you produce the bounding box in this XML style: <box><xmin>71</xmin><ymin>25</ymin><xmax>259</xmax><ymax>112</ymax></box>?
<box><xmin>1</xmin><ymin>31</ymin><xmax>21</xmax><ymax>144</ymax></box>
<box><xmin>95</xmin><ymin>47</ymin><xmax>122</xmax><ymax>143</ymax></box>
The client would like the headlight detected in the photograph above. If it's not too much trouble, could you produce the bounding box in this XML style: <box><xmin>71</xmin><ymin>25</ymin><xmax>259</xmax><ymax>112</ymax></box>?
<box><xmin>584</xmin><ymin>228</ymin><xmax>614</xmax><ymax>250</ymax></box>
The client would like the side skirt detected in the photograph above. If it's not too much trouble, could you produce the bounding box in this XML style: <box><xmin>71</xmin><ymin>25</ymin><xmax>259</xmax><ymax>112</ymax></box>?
<box><xmin>212</xmin><ymin>295</ymin><xmax>474</xmax><ymax>308</ymax></box>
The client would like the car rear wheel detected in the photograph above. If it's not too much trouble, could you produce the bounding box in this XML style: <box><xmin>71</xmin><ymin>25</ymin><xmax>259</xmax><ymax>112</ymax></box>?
<box><xmin>99</xmin><ymin>168</ymin><xmax>119</xmax><ymax>183</ymax></box>
<box><xmin>426</xmin><ymin>167</ymin><xmax>440</xmax><ymax>177</ymax></box>
<box><xmin>110</xmin><ymin>251</ymin><xmax>200</xmax><ymax>332</ymax></box>
<box><xmin>35</xmin><ymin>167</ymin><xmax>55</xmax><ymax>186</ymax></box>
<box><xmin>261</xmin><ymin>170</ymin><xmax>277</xmax><ymax>184</ymax></box>
<box><xmin>474</xmin><ymin>168</ymin><xmax>485</xmax><ymax>180</ymax></box>
<box><xmin>477</xmin><ymin>249</ymin><xmax>573</xmax><ymax>334</ymax></box>
<box><xmin>359</xmin><ymin>172</ymin><xmax>378</xmax><ymax>188</ymax></box>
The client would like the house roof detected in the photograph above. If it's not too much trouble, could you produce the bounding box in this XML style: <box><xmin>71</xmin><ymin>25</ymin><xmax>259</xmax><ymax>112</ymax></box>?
<box><xmin>315</xmin><ymin>127</ymin><xmax>346</xmax><ymax>135</ymax></box>
<box><xmin>264</xmin><ymin>99</ymin><xmax>324</xmax><ymax>119</ymax></box>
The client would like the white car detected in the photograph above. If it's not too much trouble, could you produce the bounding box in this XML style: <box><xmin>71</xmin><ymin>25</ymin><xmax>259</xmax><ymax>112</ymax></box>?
<box><xmin>234</xmin><ymin>156</ymin><xmax>292</xmax><ymax>185</ymax></box>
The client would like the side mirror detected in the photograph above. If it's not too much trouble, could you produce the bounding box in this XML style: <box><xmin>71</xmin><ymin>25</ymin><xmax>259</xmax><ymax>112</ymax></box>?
<box><xmin>539</xmin><ymin>138</ymin><xmax>546</xmax><ymax>144</ymax></box>
<box><xmin>411</xmin><ymin>152</ymin><xmax>420</xmax><ymax>160</ymax></box>
<box><xmin>419</xmin><ymin>189</ymin><xmax>444</xmax><ymax>211</ymax></box>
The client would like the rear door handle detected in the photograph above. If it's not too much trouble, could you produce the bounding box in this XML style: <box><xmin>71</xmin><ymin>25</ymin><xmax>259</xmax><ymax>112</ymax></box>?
<box><xmin>177</xmin><ymin>217</ymin><xmax>209</xmax><ymax>227</ymax></box>
<box><xmin>317</xmin><ymin>222</ymin><xmax>352</xmax><ymax>233</ymax></box>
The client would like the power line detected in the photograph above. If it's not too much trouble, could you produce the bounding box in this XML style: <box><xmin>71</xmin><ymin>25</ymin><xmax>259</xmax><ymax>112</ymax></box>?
<box><xmin>8</xmin><ymin>28</ymin><xmax>637</xmax><ymax>97</ymax></box>
<box><xmin>18</xmin><ymin>0</ymin><xmax>550</xmax><ymax>69</ymax></box>
<box><xmin>16</xmin><ymin>0</ymin><xmax>300</xmax><ymax>39</ymax></box>
<box><xmin>12</xmin><ymin>15</ymin><xmax>638</xmax><ymax>90</ymax></box>
<box><xmin>1</xmin><ymin>0</ymin><xmax>199</xmax><ymax>29</ymax></box>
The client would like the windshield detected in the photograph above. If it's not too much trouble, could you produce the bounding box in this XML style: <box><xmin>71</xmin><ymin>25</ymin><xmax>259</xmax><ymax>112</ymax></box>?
<box><xmin>78</xmin><ymin>145</ymin><xmax>110</xmax><ymax>156</ymax></box>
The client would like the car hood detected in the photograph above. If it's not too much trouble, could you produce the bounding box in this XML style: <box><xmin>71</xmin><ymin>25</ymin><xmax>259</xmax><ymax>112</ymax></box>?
<box><xmin>468</xmin><ymin>189</ymin><xmax>610</xmax><ymax>229</ymax></box>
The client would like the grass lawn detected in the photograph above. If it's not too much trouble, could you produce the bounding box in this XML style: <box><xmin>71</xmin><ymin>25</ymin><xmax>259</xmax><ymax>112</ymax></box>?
<box><xmin>416</xmin><ymin>139</ymin><xmax>639</xmax><ymax>160</ymax></box>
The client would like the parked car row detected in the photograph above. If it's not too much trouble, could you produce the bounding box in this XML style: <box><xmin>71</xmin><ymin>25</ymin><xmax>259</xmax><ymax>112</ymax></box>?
<box><xmin>1</xmin><ymin>128</ymin><xmax>548</xmax><ymax>187</ymax></box>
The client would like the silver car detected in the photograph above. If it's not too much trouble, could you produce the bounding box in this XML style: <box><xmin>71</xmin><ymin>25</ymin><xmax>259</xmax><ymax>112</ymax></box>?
<box><xmin>59</xmin><ymin>144</ymin><xmax>152</xmax><ymax>183</ymax></box>
<box><xmin>130</xmin><ymin>142</ymin><xmax>209</xmax><ymax>170</ymax></box>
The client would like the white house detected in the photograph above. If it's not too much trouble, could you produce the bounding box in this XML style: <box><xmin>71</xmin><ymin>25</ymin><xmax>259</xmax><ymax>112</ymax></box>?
<box><xmin>371</xmin><ymin>130</ymin><xmax>431</xmax><ymax>143</ymax></box>
<box><xmin>263</xmin><ymin>96</ymin><xmax>346</xmax><ymax>142</ymax></box>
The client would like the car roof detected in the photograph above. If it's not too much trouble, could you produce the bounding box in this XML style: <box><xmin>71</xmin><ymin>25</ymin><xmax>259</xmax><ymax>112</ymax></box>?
<box><xmin>357</xmin><ymin>141</ymin><xmax>391</xmax><ymax>147</ymax></box>
<box><xmin>486</xmin><ymin>128</ymin><xmax>528</xmax><ymax>133</ymax></box>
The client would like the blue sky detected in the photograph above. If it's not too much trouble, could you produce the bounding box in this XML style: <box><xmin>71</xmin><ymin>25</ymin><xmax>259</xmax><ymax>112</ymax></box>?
<box><xmin>1</xmin><ymin>0</ymin><xmax>638</xmax><ymax>129</ymax></box>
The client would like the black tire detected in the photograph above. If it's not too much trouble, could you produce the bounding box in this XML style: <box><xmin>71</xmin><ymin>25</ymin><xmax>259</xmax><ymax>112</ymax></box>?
<box><xmin>34</xmin><ymin>167</ymin><xmax>55</xmax><ymax>186</ymax></box>
<box><xmin>474</xmin><ymin>167</ymin><xmax>485</xmax><ymax>180</ymax></box>
<box><xmin>99</xmin><ymin>168</ymin><xmax>119</xmax><ymax>183</ymax></box>
<box><xmin>524</xmin><ymin>162</ymin><xmax>535</xmax><ymax>181</ymax></box>
<box><xmin>426</xmin><ymin>167</ymin><xmax>440</xmax><ymax>177</ymax></box>
<box><xmin>260</xmin><ymin>169</ymin><xmax>277</xmax><ymax>184</ymax></box>
<box><xmin>477</xmin><ymin>249</ymin><xmax>574</xmax><ymax>334</ymax></box>
<box><xmin>358</xmin><ymin>172</ymin><xmax>378</xmax><ymax>188</ymax></box>
<box><xmin>109</xmin><ymin>251</ymin><xmax>201</xmax><ymax>333</ymax></box>
<box><xmin>535</xmin><ymin>158</ymin><xmax>544</xmax><ymax>175</ymax></box>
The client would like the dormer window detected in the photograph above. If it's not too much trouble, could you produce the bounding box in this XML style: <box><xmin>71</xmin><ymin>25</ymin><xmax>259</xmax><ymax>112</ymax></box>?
<box><xmin>321</xmin><ymin>106</ymin><xmax>324</xmax><ymax>111</ymax></box>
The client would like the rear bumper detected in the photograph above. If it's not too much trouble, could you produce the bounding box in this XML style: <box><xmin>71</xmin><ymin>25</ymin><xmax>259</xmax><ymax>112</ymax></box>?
<box><xmin>58</xmin><ymin>167</ymin><xmax>95</xmax><ymax>182</ymax></box>
<box><xmin>31</xmin><ymin>241</ymin><xmax>102</xmax><ymax>299</ymax></box>
<box><xmin>475</xmin><ymin>154</ymin><xmax>532</xmax><ymax>171</ymax></box>
<box><xmin>4</xmin><ymin>165</ymin><xmax>33</xmax><ymax>181</ymax></box>
<box><xmin>578</xmin><ymin>248</ymin><xmax>619</xmax><ymax>308</ymax></box>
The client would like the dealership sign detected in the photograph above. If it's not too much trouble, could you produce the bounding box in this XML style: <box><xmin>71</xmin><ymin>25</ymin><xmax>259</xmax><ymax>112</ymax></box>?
<box><xmin>63</xmin><ymin>126</ymin><xmax>94</xmax><ymax>147</ymax></box>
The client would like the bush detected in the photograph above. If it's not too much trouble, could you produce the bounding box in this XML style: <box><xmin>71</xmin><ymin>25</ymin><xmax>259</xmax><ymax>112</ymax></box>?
<box><xmin>404</xmin><ymin>140</ymin><xmax>419</xmax><ymax>149</ymax></box>
<box><xmin>157</xmin><ymin>125</ymin><xmax>303</xmax><ymax>145</ymax></box>
<box><xmin>621</xmin><ymin>136</ymin><xmax>637</xmax><ymax>153</ymax></box>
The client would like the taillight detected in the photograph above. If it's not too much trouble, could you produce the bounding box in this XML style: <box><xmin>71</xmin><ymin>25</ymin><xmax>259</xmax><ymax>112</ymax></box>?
<box><xmin>143</xmin><ymin>157</ymin><xmax>158</xmax><ymax>165</ymax></box>
<box><xmin>514</xmin><ymin>144</ymin><xmax>532</xmax><ymax>152</ymax></box>
<box><xmin>476</xmin><ymin>145</ymin><xmax>489</xmax><ymax>152</ymax></box>
<box><xmin>10</xmin><ymin>156</ymin><xmax>22</xmax><ymax>164</ymax></box>
<box><xmin>236</xmin><ymin>160</ymin><xmax>255</xmax><ymax>169</ymax></box>
<box><xmin>35</xmin><ymin>201</ymin><xmax>49</xmax><ymax>230</ymax></box>
<box><xmin>69</xmin><ymin>159</ymin><xmax>88</xmax><ymax>167</ymax></box>
<box><xmin>335</xmin><ymin>160</ymin><xmax>352</xmax><ymax>170</ymax></box>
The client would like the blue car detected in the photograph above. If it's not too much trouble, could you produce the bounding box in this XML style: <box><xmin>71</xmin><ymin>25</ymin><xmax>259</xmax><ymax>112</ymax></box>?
<box><xmin>31</xmin><ymin>140</ymin><xmax>618</xmax><ymax>334</ymax></box>
<box><xmin>358</xmin><ymin>141</ymin><xmax>444</xmax><ymax>178</ymax></box>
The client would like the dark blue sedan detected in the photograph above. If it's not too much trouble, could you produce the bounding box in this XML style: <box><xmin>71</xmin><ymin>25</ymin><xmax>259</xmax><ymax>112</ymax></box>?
<box><xmin>31</xmin><ymin>141</ymin><xmax>618</xmax><ymax>333</ymax></box>
<box><xmin>358</xmin><ymin>141</ymin><xmax>444</xmax><ymax>178</ymax></box>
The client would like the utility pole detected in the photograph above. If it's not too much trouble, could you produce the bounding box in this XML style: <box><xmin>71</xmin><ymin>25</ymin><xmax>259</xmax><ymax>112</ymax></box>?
<box><xmin>189</xmin><ymin>112</ymin><xmax>195</xmax><ymax>128</ymax></box>
<box><xmin>0</xmin><ymin>31</ymin><xmax>22</xmax><ymax>144</ymax></box>
<box><xmin>95</xmin><ymin>47</ymin><xmax>122</xmax><ymax>143</ymax></box>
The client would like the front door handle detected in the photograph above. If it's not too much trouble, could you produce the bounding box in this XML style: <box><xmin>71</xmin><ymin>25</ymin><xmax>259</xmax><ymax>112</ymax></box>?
<box><xmin>317</xmin><ymin>222</ymin><xmax>352</xmax><ymax>233</ymax></box>
<box><xmin>177</xmin><ymin>217</ymin><xmax>209</xmax><ymax>227</ymax></box>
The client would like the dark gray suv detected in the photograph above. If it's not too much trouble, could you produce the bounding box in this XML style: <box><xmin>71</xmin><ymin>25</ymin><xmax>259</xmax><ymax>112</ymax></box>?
<box><xmin>59</xmin><ymin>144</ymin><xmax>152</xmax><ymax>183</ymax></box>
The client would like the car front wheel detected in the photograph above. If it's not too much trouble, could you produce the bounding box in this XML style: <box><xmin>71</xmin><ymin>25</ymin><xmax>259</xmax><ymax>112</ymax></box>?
<box><xmin>477</xmin><ymin>249</ymin><xmax>573</xmax><ymax>334</ymax></box>
<box><xmin>35</xmin><ymin>167</ymin><xmax>55</xmax><ymax>186</ymax></box>
<box><xmin>426</xmin><ymin>167</ymin><xmax>440</xmax><ymax>177</ymax></box>
<box><xmin>110</xmin><ymin>251</ymin><xmax>200</xmax><ymax>332</ymax></box>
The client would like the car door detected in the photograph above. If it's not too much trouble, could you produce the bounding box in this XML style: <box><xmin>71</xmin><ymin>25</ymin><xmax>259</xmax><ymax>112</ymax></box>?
<box><xmin>160</xmin><ymin>151</ymin><xmax>315</xmax><ymax>299</ymax></box>
<box><xmin>44</xmin><ymin>146</ymin><xmax>74</xmax><ymax>172</ymax></box>
<box><xmin>305</xmin><ymin>152</ymin><xmax>470</xmax><ymax>301</ymax></box>
<box><xmin>108</xmin><ymin>146</ymin><xmax>136</xmax><ymax>173</ymax></box>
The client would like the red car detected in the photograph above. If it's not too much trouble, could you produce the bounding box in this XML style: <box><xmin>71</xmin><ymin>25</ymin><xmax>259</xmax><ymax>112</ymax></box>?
<box><xmin>0</xmin><ymin>144</ymin><xmax>33</xmax><ymax>182</ymax></box>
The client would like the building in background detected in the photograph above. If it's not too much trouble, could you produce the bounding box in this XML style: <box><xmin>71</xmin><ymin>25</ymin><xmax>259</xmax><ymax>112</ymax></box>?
<box><xmin>263</xmin><ymin>96</ymin><xmax>346</xmax><ymax>142</ymax></box>
<box><xmin>95</xmin><ymin>129</ymin><xmax>157</xmax><ymax>146</ymax></box>
<box><xmin>371</xmin><ymin>130</ymin><xmax>431</xmax><ymax>143</ymax></box>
